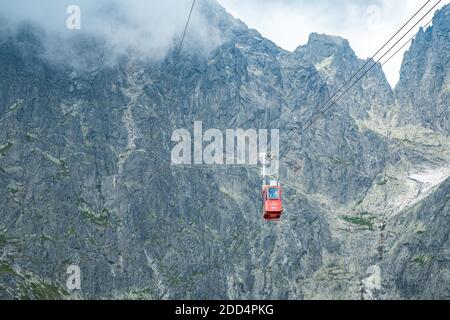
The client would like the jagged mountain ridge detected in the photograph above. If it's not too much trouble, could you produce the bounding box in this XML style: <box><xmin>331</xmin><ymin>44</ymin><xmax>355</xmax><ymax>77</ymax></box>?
<box><xmin>395</xmin><ymin>7</ymin><xmax>449</xmax><ymax>134</ymax></box>
<box><xmin>0</xmin><ymin>1</ymin><xmax>449</xmax><ymax>299</ymax></box>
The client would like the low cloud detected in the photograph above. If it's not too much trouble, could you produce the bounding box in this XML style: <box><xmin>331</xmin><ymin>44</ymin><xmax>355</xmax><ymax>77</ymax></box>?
<box><xmin>0</xmin><ymin>0</ymin><xmax>222</xmax><ymax>66</ymax></box>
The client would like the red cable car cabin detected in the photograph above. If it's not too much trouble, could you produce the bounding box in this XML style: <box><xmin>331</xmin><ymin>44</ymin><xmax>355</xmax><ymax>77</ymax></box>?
<box><xmin>262</xmin><ymin>181</ymin><xmax>283</xmax><ymax>220</ymax></box>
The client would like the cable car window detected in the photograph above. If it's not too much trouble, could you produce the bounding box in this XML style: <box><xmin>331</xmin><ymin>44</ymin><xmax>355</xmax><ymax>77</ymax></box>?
<box><xmin>268</xmin><ymin>188</ymin><xmax>279</xmax><ymax>200</ymax></box>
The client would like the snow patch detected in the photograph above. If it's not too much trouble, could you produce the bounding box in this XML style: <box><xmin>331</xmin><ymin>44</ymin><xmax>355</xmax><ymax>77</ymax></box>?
<box><xmin>396</xmin><ymin>167</ymin><xmax>450</xmax><ymax>212</ymax></box>
<box><xmin>362</xmin><ymin>265</ymin><xmax>381</xmax><ymax>300</ymax></box>
<box><xmin>408</xmin><ymin>168</ymin><xmax>450</xmax><ymax>192</ymax></box>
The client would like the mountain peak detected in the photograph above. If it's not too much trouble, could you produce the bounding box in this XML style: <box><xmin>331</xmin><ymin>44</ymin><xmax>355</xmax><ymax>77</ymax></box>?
<box><xmin>394</xmin><ymin>3</ymin><xmax>449</xmax><ymax>134</ymax></box>
<box><xmin>292</xmin><ymin>32</ymin><xmax>357</xmax><ymax>71</ymax></box>
<box><xmin>294</xmin><ymin>32</ymin><xmax>355</xmax><ymax>60</ymax></box>
<box><xmin>307</xmin><ymin>33</ymin><xmax>350</xmax><ymax>48</ymax></box>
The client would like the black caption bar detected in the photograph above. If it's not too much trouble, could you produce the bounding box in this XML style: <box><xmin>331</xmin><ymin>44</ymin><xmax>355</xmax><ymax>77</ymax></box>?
<box><xmin>1</xmin><ymin>300</ymin><xmax>447</xmax><ymax>319</ymax></box>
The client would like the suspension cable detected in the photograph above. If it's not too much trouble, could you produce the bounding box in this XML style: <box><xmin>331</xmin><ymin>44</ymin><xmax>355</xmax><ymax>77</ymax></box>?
<box><xmin>178</xmin><ymin>0</ymin><xmax>196</xmax><ymax>54</ymax></box>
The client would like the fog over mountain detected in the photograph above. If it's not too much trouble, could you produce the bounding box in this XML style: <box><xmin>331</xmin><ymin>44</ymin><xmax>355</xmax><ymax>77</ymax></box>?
<box><xmin>0</xmin><ymin>0</ymin><xmax>222</xmax><ymax>62</ymax></box>
<box><xmin>0</xmin><ymin>0</ymin><xmax>449</xmax><ymax>299</ymax></box>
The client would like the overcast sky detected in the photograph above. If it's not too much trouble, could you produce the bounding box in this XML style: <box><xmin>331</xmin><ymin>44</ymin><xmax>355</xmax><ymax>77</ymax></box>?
<box><xmin>218</xmin><ymin>0</ymin><xmax>449</xmax><ymax>87</ymax></box>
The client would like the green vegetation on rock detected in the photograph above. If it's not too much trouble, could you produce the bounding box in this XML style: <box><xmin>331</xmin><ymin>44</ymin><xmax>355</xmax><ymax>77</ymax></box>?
<box><xmin>411</xmin><ymin>255</ymin><xmax>431</xmax><ymax>265</ymax></box>
<box><xmin>341</xmin><ymin>213</ymin><xmax>376</xmax><ymax>230</ymax></box>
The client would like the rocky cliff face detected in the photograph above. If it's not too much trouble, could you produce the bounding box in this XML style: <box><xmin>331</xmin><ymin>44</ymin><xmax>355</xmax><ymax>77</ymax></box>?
<box><xmin>0</xmin><ymin>1</ymin><xmax>449</xmax><ymax>299</ymax></box>
<box><xmin>395</xmin><ymin>8</ymin><xmax>449</xmax><ymax>135</ymax></box>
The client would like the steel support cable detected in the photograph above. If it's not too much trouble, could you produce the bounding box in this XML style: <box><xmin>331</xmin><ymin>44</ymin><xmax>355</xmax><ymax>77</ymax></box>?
<box><xmin>178</xmin><ymin>0</ymin><xmax>196</xmax><ymax>54</ymax></box>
